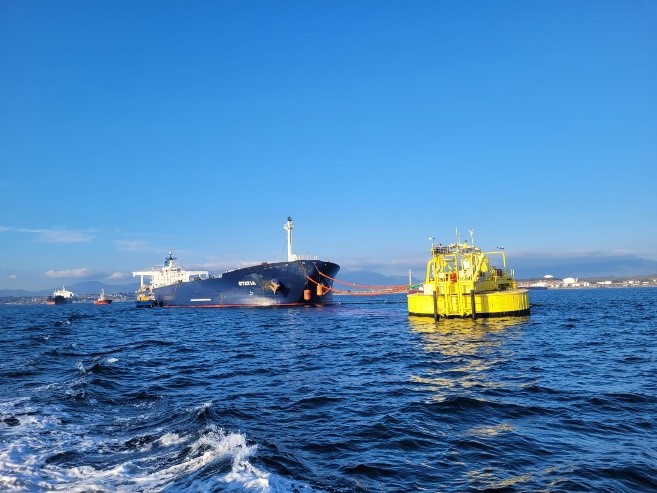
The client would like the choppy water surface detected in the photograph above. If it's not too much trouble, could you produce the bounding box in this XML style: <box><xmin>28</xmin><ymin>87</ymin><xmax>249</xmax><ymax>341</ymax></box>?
<box><xmin>1</xmin><ymin>288</ymin><xmax>656</xmax><ymax>492</ymax></box>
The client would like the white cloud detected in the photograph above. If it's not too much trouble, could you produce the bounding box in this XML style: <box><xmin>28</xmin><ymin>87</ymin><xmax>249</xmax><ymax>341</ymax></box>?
<box><xmin>19</xmin><ymin>228</ymin><xmax>96</xmax><ymax>243</ymax></box>
<box><xmin>0</xmin><ymin>226</ymin><xmax>11</xmax><ymax>233</ymax></box>
<box><xmin>107</xmin><ymin>272</ymin><xmax>126</xmax><ymax>280</ymax></box>
<box><xmin>197</xmin><ymin>259</ymin><xmax>267</xmax><ymax>272</ymax></box>
<box><xmin>8</xmin><ymin>274</ymin><xmax>17</xmax><ymax>280</ymax></box>
<box><xmin>45</xmin><ymin>268</ymin><xmax>92</xmax><ymax>279</ymax></box>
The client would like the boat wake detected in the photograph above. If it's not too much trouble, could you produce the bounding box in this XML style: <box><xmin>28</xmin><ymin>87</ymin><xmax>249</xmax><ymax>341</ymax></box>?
<box><xmin>0</xmin><ymin>401</ymin><xmax>317</xmax><ymax>492</ymax></box>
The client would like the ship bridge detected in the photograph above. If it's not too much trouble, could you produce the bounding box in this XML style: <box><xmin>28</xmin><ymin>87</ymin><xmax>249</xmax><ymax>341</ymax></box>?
<box><xmin>132</xmin><ymin>252</ymin><xmax>209</xmax><ymax>289</ymax></box>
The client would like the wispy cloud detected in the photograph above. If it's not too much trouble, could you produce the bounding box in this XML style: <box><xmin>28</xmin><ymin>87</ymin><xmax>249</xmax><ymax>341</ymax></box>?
<box><xmin>512</xmin><ymin>249</ymin><xmax>635</xmax><ymax>260</ymax></box>
<box><xmin>0</xmin><ymin>226</ymin><xmax>11</xmax><ymax>233</ymax></box>
<box><xmin>19</xmin><ymin>228</ymin><xmax>96</xmax><ymax>243</ymax></box>
<box><xmin>45</xmin><ymin>268</ymin><xmax>92</xmax><ymax>279</ymax></box>
<box><xmin>197</xmin><ymin>259</ymin><xmax>269</xmax><ymax>272</ymax></box>
<box><xmin>198</xmin><ymin>261</ymin><xmax>231</xmax><ymax>270</ymax></box>
<box><xmin>114</xmin><ymin>240</ymin><xmax>155</xmax><ymax>252</ymax></box>
<box><xmin>8</xmin><ymin>274</ymin><xmax>17</xmax><ymax>280</ymax></box>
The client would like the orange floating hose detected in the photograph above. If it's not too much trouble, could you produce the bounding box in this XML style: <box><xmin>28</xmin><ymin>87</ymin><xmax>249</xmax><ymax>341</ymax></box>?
<box><xmin>315</xmin><ymin>269</ymin><xmax>409</xmax><ymax>291</ymax></box>
<box><xmin>305</xmin><ymin>274</ymin><xmax>408</xmax><ymax>296</ymax></box>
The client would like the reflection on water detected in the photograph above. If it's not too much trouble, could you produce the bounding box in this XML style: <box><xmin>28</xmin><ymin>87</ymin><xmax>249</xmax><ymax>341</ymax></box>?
<box><xmin>467</xmin><ymin>421</ymin><xmax>514</xmax><ymax>437</ymax></box>
<box><xmin>408</xmin><ymin>315</ymin><xmax>529</xmax><ymax>355</ymax></box>
<box><xmin>408</xmin><ymin>315</ymin><xmax>529</xmax><ymax>338</ymax></box>
<box><xmin>408</xmin><ymin>316</ymin><xmax>531</xmax><ymax>401</ymax></box>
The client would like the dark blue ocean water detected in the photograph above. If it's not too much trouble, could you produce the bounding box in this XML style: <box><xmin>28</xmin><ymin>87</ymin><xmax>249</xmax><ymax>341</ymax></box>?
<box><xmin>1</xmin><ymin>288</ymin><xmax>656</xmax><ymax>492</ymax></box>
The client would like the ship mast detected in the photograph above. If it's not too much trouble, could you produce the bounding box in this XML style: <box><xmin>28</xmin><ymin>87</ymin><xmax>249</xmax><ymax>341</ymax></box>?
<box><xmin>284</xmin><ymin>216</ymin><xmax>295</xmax><ymax>262</ymax></box>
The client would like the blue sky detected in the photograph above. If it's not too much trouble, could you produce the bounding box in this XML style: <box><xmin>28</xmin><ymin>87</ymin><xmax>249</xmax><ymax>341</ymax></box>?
<box><xmin>1</xmin><ymin>0</ymin><xmax>656</xmax><ymax>290</ymax></box>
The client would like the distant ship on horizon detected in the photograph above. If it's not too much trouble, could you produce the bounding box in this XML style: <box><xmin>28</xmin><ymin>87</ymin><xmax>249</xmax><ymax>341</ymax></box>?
<box><xmin>93</xmin><ymin>289</ymin><xmax>113</xmax><ymax>305</ymax></box>
<box><xmin>132</xmin><ymin>217</ymin><xmax>340</xmax><ymax>308</ymax></box>
<box><xmin>46</xmin><ymin>286</ymin><xmax>76</xmax><ymax>305</ymax></box>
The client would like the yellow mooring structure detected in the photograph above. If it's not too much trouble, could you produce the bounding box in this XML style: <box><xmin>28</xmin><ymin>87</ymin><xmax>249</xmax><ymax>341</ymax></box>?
<box><xmin>407</xmin><ymin>233</ymin><xmax>530</xmax><ymax>319</ymax></box>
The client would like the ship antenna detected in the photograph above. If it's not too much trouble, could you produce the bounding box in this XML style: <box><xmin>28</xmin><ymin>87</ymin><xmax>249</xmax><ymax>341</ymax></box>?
<box><xmin>469</xmin><ymin>229</ymin><xmax>475</xmax><ymax>246</ymax></box>
<box><xmin>284</xmin><ymin>217</ymin><xmax>295</xmax><ymax>261</ymax></box>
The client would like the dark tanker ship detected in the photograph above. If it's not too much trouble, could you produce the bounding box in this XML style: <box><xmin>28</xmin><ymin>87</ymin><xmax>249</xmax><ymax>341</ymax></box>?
<box><xmin>46</xmin><ymin>286</ymin><xmax>76</xmax><ymax>305</ymax></box>
<box><xmin>132</xmin><ymin>217</ymin><xmax>340</xmax><ymax>308</ymax></box>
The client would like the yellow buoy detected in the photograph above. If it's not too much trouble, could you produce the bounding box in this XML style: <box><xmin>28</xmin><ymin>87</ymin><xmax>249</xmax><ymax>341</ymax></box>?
<box><xmin>408</xmin><ymin>235</ymin><xmax>530</xmax><ymax>318</ymax></box>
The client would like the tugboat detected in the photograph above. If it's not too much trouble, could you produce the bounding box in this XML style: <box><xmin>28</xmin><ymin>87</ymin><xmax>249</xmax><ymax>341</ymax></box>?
<box><xmin>135</xmin><ymin>286</ymin><xmax>156</xmax><ymax>308</ymax></box>
<box><xmin>132</xmin><ymin>217</ymin><xmax>340</xmax><ymax>308</ymax></box>
<box><xmin>46</xmin><ymin>286</ymin><xmax>76</xmax><ymax>305</ymax></box>
<box><xmin>93</xmin><ymin>289</ymin><xmax>113</xmax><ymax>305</ymax></box>
<box><xmin>407</xmin><ymin>231</ymin><xmax>530</xmax><ymax>319</ymax></box>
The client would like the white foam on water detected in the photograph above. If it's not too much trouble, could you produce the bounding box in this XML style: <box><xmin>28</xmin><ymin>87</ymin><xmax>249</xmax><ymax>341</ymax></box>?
<box><xmin>1</xmin><ymin>400</ymin><xmax>320</xmax><ymax>493</ymax></box>
<box><xmin>157</xmin><ymin>432</ymin><xmax>185</xmax><ymax>447</ymax></box>
<box><xmin>135</xmin><ymin>425</ymin><xmax>263</xmax><ymax>489</ymax></box>
<box><xmin>0</xmin><ymin>401</ymin><xmax>68</xmax><ymax>491</ymax></box>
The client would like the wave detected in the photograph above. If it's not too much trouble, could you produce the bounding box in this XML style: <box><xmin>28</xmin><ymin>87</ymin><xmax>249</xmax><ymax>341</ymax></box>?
<box><xmin>0</xmin><ymin>401</ymin><xmax>320</xmax><ymax>492</ymax></box>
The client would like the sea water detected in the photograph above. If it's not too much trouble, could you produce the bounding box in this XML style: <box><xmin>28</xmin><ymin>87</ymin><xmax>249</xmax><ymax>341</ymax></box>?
<box><xmin>1</xmin><ymin>288</ymin><xmax>656</xmax><ymax>492</ymax></box>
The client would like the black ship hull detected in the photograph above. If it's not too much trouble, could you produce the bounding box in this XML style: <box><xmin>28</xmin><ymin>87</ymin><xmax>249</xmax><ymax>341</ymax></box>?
<box><xmin>152</xmin><ymin>260</ymin><xmax>340</xmax><ymax>308</ymax></box>
<box><xmin>46</xmin><ymin>297</ymin><xmax>74</xmax><ymax>305</ymax></box>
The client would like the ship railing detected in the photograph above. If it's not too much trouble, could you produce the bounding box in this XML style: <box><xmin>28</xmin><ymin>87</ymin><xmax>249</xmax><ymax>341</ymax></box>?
<box><xmin>489</xmin><ymin>267</ymin><xmax>515</xmax><ymax>278</ymax></box>
<box><xmin>432</xmin><ymin>246</ymin><xmax>452</xmax><ymax>255</ymax></box>
<box><xmin>189</xmin><ymin>274</ymin><xmax>209</xmax><ymax>281</ymax></box>
<box><xmin>291</xmin><ymin>254</ymin><xmax>320</xmax><ymax>261</ymax></box>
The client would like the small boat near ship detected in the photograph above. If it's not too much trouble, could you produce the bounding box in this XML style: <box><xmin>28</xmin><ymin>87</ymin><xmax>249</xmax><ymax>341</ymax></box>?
<box><xmin>46</xmin><ymin>286</ymin><xmax>76</xmax><ymax>305</ymax></box>
<box><xmin>132</xmin><ymin>217</ymin><xmax>340</xmax><ymax>308</ymax></box>
<box><xmin>135</xmin><ymin>286</ymin><xmax>156</xmax><ymax>308</ymax></box>
<box><xmin>93</xmin><ymin>289</ymin><xmax>112</xmax><ymax>305</ymax></box>
<box><xmin>407</xmin><ymin>231</ymin><xmax>530</xmax><ymax>319</ymax></box>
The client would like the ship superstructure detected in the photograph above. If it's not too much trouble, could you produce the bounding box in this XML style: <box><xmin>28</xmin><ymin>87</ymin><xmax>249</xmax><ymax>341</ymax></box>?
<box><xmin>133</xmin><ymin>253</ymin><xmax>209</xmax><ymax>290</ymax></box>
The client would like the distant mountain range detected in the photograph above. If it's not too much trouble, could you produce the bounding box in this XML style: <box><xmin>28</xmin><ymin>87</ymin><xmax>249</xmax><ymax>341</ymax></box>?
<box><xmin>332</xmin><ymin>271</ymin><xmax>412</xmax><ymax>289</ymax></box>
<box><xmin>1</xmin><ymin>254</ymin><xmax>656</xmax><ymax>297</ymax></box>
<box><xmin>511</xmin><ymin>254</ymin><xmax>657</xmax><ymax>279</ymax></box>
